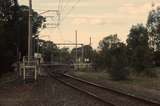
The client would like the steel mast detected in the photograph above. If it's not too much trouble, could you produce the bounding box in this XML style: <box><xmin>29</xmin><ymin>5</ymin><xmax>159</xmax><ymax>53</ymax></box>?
<box><xmin>28</xmin><ymin>0</ymin><xmax>33</xmax><ymax>59</ymax></box>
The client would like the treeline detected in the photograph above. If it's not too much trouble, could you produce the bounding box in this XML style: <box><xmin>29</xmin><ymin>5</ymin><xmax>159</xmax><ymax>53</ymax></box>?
<box><xmin>37</xmin><ymin>40</ymin><xmax>71</xmax><ymax>63</ymax></box>
<box><xmin>1</xmin><ymin>0</ymin><xmax>160</xmax><ymax>81</ymax></box>
<box><xmin>0</xmin><ymin>0</ymin><xmax>45</xmax><ymax>75</ymax></box>
<box><xmin>94</xmin><ymin>7</ymin><xmax>160</xmax><ymax>80</ymax></box>
<box><xmin>37</xmin><ymin>39</ymin><xmax>95</xmax><ymax>64</ymax></box>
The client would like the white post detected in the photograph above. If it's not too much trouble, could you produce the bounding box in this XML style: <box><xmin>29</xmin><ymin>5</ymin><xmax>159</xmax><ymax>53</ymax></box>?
<box><xmin>23</xmin><ymin>67</ymin><xmax>26</xmax><ymax>80</ymax></box>
<box><xmin>35</xmin><ymin>66</ymin><xmax>37</xmax><ymax>80</ymax></box>
<box><xmin>19</xmin><ymin>64</ymin><xmax>22</xmax><ymax>76</ymax></box>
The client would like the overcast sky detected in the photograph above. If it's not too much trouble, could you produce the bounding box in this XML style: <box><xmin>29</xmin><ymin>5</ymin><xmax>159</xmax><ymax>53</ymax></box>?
<box><xmin>19</xmin><ymin>0</ymin><xmax>160</xmax><ymax>48</ymax></box>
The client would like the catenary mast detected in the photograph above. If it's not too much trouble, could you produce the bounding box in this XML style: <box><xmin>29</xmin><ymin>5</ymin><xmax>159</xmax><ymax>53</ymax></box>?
<box><xmin>28</xmin><ymin>0</ymin><xmax>33</xmax><ymax>59</ymax></box>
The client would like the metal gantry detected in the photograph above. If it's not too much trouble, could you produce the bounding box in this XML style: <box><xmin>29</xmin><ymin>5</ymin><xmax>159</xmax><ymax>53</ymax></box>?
<box><xmin>55</xmin><ymin>42</ymin><xmax>84</xmax><ymax>63</ymax></box>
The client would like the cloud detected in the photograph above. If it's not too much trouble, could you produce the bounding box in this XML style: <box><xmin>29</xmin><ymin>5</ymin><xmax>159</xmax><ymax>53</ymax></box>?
<box><xmin>72</xmin><ymin>17</ymin><xmax>111</xmax><ymax>26</ymax></box>
<box><xmin>70</xmin><ymin>12</ymin><xmax>139</xmax><ymax>26</ymax></box>
<box><xmin>118</xmin><ymin>2</ymin><xmax>151</xmax><ymax>15</ymax></box>
<box><xmin>70</xmin><ymin>1</ymin><xmax>157</xmax><ymax>26</ymax></box>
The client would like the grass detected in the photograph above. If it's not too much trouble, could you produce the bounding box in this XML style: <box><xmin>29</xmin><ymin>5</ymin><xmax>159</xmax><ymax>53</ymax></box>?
<box><xmin>0</xmin><ymin>72</ymin><xmax>17</xmax><ymax>85</ymax></box>
<box><xmin>72</xmin><ymin>70</ymin><xmax>160</xmax><ymax>90</ymax></box>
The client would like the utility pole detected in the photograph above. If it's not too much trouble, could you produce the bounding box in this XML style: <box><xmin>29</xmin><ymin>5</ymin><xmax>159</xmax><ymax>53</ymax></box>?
<box><xmin>89</xmin><ymin>36</ymin><xmax>92</xmax><ymax>46</ymax></box>
<box><xmin>28</xmin><ymin>0</ymin><xmax>33</xmax><ymax>59</ymax></box>
<box><xmin>75</xmin><ymin>30</ymin><xmax>78</xmax><ymax>63</ymax></box>
<box><xmin>152</xmin><ymin>1</ymin><xmax>155</xmax><ymax>8</ymax></box>
<box><xmin>82</xmin><ymin>44</ymin><xmax>84</xmax><ymax>63</ymax></box>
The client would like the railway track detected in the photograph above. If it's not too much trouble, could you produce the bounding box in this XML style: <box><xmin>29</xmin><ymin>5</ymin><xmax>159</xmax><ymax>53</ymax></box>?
<box><xmin>49</xmin><ymin>72</ymin><xmax>115</xmax><ymax>106</ymax></box>
<box><xmin>49</xmin><ymin>72</ymin><xmax>160</xmax><ymax>106</ymax></box>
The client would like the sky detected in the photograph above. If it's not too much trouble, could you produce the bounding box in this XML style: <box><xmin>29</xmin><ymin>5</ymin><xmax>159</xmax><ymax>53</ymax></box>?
<box><xmin>19</xmin><ymin>0</ymin><xmax>160</xmax><ymax>48</ymax></box>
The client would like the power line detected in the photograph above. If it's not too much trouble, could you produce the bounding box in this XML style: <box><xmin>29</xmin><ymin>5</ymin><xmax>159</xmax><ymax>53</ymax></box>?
<box><xmin>60</xmin><ymin>0</ymin><xmax>81</xmax><ymax>23</ymax></box>
<box><xmin>58</xmin><ymin>0</ymin><xmax>63</xmax><ymax>11</ymax></box>
<box><xmin>62</xmin><ymin>0</ymin><xmax>72</xmax><ymax>12</ymax></box>
<box><xmin>34</xmin><ymin>0</ymin><xmax>81</xmax><ymax>27</ymax></box>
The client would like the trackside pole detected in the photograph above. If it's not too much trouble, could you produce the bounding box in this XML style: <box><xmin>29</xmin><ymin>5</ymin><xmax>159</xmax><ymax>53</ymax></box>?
<box><xmin>21</xmin><ymin>0</ymin><xmax>38</xmax><ymax>81</ymax></box>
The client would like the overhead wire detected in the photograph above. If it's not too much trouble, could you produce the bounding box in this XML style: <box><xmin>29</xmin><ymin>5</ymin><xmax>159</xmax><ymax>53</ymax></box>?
<box><xmin>58</xmin><ymin>0</ymin><xmax>63</xmax><ymax>11</ymax></box>
<box><xmin>59</xmin><ymin>0</ymin><xmax>81</xmax><ymax>24</ymax></box>
<box><xmin>57</xmin><ymin>0</ymin><xmax>64</xmax><ymax>42</ymax></box>
<box><xmin>56</xmin><ymin>0</ymin><xmax>81</xmax><ymax>43</ymax></box>
<box><xmin>35</xmin><ymin>0</ymin><xmax>82</xmax><ymax>48</ymax></box>
<box><xmin>62</xmin><ymin>0</ymin><xmax>72</xmax><ymax>12</ymax></box>
<box><xmin>37</xmin><ymin>0</ymin><xmax>81</xmax><ymax>33</ymax></box>
<box><xmin>58</xmin><ymin>0</ymin><xmax>63</xmax><ymax>25</ymax></box>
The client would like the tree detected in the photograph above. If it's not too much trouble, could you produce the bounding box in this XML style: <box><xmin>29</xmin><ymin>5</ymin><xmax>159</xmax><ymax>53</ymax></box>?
<box><xmin>39</xmin><ymin>40</ymin><xmax>58</xmax><ymax>62</ymax></box>
<box><xmin>0</xmin><ymin>1</ymin><xmax>45</xmax><ymax>74</ymax></box>
<box><xmin>99</xmin><ymin>34</ymin><xmax>120</xmax><ymax>51</ymax></box>
<box><xmin>109</xmin><ymin>42</ymin><xmax>129</xmax><ymax>80</ymax></box>
<box><xmin>147</xmin><ymin>7</ymin><xmax>160</xmax><ymax>51</ymax></box>
<box><xmin>59</xmin><ymin>47</ymin><xmax>71</xmax><ymax>63</ymax></box>
<box><xmin>127</xmin><ymin>24</ymin><xmax>153</xmax><ymax>72</ymax></box>
<box><xmin>97</xmin><ymin>34</ymin><xmax>129</xmax><ymax>80</ymax></box>
<box><xmin>147</xmin><ymin>7</ymin><xmax>160</xmax><ymax>66</ymax></box>
<box><xmin>0</xmin><ymin>0</ymin><xmax>19</xmax><ymax>73</ymax></box>
<box><xmin>70</xmin><ymin>47</ymin><xmax>79</xmax><ymax>62</ymax></box>
<box><xmin>38</xmin><ymin>40</ymin><xmax>72</xmax><ymax>63</ymax></box>
<box><xmin>16</xmin><ymin>5</ymin><xmax>45</xmax><ymax>57</ymax></box>
<box><xmin>98</xmin><ymin>34</ymin><xmax>120</xmax><ymax>68</ymax></box>
<box><xmin>127</xmin><ymin>24</ymin><xmax>149</xmax><ymax>50</ymax></box>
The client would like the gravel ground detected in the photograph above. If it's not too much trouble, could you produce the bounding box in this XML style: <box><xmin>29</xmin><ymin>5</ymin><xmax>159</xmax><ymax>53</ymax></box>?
<box><xmin>0</xmin><ymin>76</ymin><xmax>107</xmax><ymax>106</ymax></box>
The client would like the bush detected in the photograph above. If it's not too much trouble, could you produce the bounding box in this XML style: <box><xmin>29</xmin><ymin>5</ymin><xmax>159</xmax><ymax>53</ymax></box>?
<box><xmin>108</xmin><ymin>56</ymin><xmax>130</xmax><ymax>80</ymax></box>
<box><xmin>109</xmin><ymin>68</ymin><xmax>130</xmax><ymax>80</ymax></box>
<box><xmin>153</xmin><ymin>51</ymin><xmax>160</xmax><ymax>66</ymax></box>
<box><xmin>143</xmin><ymin>69</ymin><xmax>158</xmax><ymax>78</ymax></box>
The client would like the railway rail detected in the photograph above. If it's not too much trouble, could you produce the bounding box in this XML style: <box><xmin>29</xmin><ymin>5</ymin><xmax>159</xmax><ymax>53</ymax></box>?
<box><xmin>49</xmin><ymin>72</ymin><xmax>160</xmax><ymax>106</ymax></box>
<box><xmin>49</xmin><ymin>72</ymin><xmax>115</xmax><ymax>106</ymax></box>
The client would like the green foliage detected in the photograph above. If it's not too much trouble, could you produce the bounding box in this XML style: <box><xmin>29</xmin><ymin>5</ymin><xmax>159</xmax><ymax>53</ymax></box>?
<box><xmin>59</xmin><ymin>47</ymin><xmax>71</xmax><ymax>63</ymax></box>
<box><xmin>39</xmin><ymin>40</ymin><xmax>58</xmax><ymax>62</ymax></box>
<box><xmin>0</xmin><ymin>0</ymin><xmax>45</xmax><ymax>73</ymax></box>
<box><xmin>39</xmin><ymin>40</ymin><xmax>71</xmax><ymax>63</ymax></box>
<box><xmin>97</xmin><ymin>35</ymin><xmax>130</xmax><ymax>80</ymax></box>
<box><xmin>153</xmin><ymin>51</ymin><xmax>160</xmax><ymax>66</ymax></box>
<box><xmin>133</xmin><ymin>46</ymin><xmax>154</xmax><ymax>71</ymax></box>
<box><xmin>147</xmin><ymin>7</ymin><xmax>160</xmax><ymax>51</ymax></box>
<box><xmin>98</xmin><ymin>34</ymin><xmax>120</xmax><ymax>68</ymax></box>
<box><xmin>99</xmin><ymin>34</ymin><xmax>120</xmax><ymax>50</ymax></box>
<box><xmin>16</xmin><ymin>5</ymin><xmax>45</xmax><ymax>56</ymax></box>
<box><xmin>127</xmin><ymin>24</ymin><xmax>149</xmax><ymax>50</ymax></box>
<box><xmin>0</xmin><ymin>0</ymin><xmax>19</xmax><ymax>73</ymax></box>
<box><xmin>109</xmin><ymin>42</ymin><xmax>129</xmax><ymax>80</ymax></box>
<box><xmin>93</xmin><ymin>51</ymin><xmax>106</xmax><ymax>69</ymax></box>
<box><xmin>126</xmin><ymin>24</ymin><xmax>154</xmax><ymax>72</ymax></box>
<box><xmin>147</xmin><ymin>7</ymin><xmax>160</xmax><ymax>67</ymax></box>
